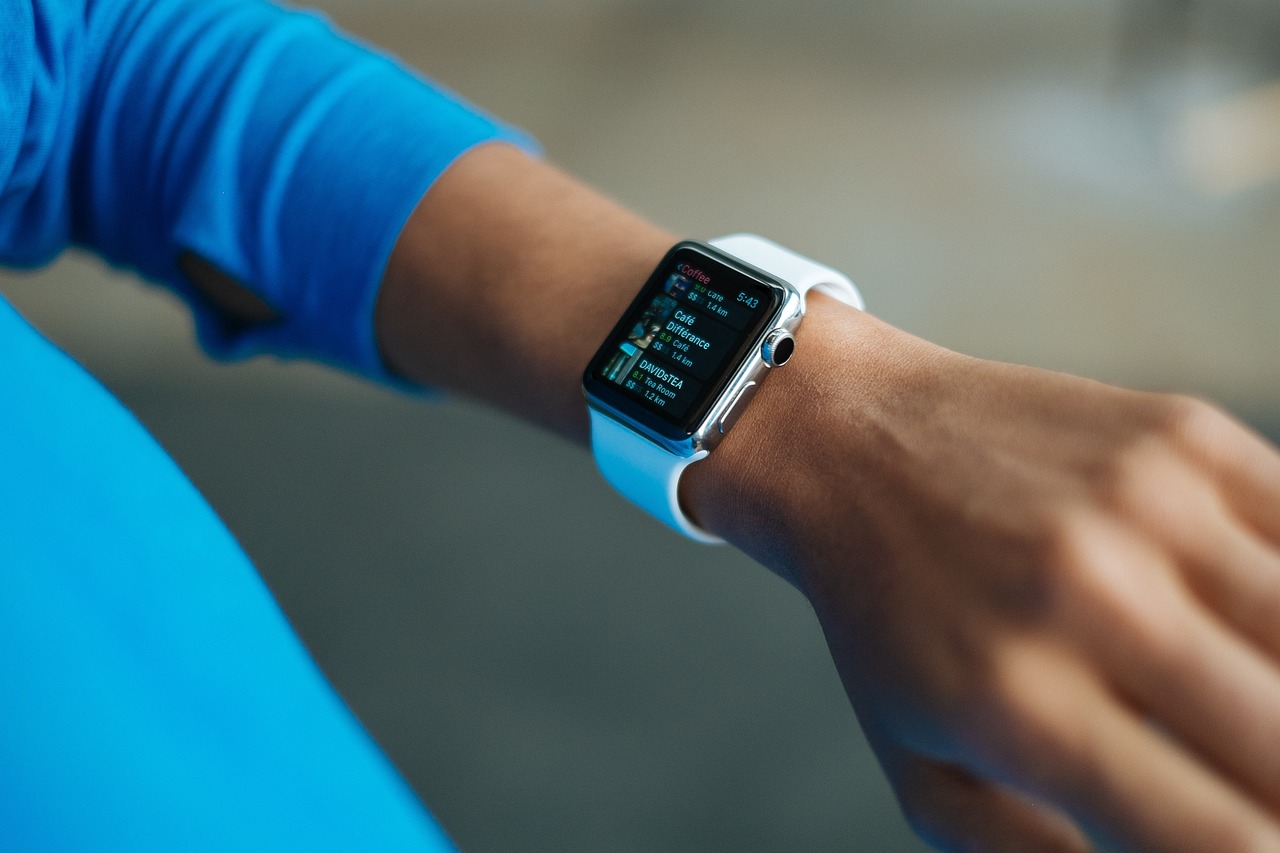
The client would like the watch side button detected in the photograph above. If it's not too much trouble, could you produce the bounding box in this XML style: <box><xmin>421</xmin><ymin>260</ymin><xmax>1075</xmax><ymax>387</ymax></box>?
<box><xmin>718</xmin><ymin>381</ymin><xmax>759</xmax><ymax>435</ymax></box>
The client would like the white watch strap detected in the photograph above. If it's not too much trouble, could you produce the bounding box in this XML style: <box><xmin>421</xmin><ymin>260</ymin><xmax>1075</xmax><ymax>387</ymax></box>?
<box><xmin>589</xmin><ymin>408</ymin><xmax>718</xmax><ymax>542</ymax></box>
<box><xmin>590</xmin><ymin>234</ymin><xmax>863</xmax><ymax>544</ymax></box>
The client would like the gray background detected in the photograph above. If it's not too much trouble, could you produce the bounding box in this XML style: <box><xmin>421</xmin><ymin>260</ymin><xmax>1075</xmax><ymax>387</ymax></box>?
<box><xmin>3</xmin><ymin>1</ymin><xmax>1279</xmax><ymax>850</ymax></box>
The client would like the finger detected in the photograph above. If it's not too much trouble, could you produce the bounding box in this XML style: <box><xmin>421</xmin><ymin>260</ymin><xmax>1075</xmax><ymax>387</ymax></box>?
<box><xmin>1184</xmin><ymin>407</ymin><xmax>1280</xmax><ymax>546</ymax></box>
<box><xmin>1013</xmin><ymin>674</ymin><xmax>1280</xmax><ymax>853</ymax></box>
<box><xmin>1092</xmin><ymin>566</ymin><xmax>1280</xmax><ymax>814</ymax></box>
<box><xmin>883</xmin><ymin>747</ymin><xmax>1091</xmax><ymax>853</ymax></box>
<box><xmin>1086</xmin><ymin>445</ymin><xmax>1280</xmax><ymax>663</ymax></box>
<box><xmin>1177</xmin><ymin>512</ymin><xmax>1280</xmax><ymax>663</ymax></box>
<box><xmin>1221</xmin><ymin>443</ymin><xmax>1280</xmax><ymax>548</ymax></box>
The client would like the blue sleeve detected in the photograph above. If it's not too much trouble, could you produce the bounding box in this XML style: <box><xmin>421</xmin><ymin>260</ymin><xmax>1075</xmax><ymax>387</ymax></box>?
<box><xmin>1</xmin><ymin>0</ymin><xmax>535</xmax><ymax>381</ymax></box>
<box><xmin>0</xmin><ymin>297</ymin><xmax>458</xmax><ymax>851</ymax></box>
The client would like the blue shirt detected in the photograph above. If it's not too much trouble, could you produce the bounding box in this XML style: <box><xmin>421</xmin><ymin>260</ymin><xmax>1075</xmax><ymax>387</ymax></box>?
<box><xmin>0</xmin><ymin>0</ymin><xmax>531</xmax><ymax>847</ymax></box>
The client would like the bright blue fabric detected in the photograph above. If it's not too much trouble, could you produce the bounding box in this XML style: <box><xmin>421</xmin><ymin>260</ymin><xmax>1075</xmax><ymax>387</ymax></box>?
<box><xmin>0</xmin><ymin>0</ymin><xmax>535</xmax><ymax>847</ymax></box>
<box><xmin>4</xmin><ymin>0</ymin><xmax>533</xmax><ymax>380</ymax></box>
<box><xmin>0</xmin><ymin>300</ymin><xmax>453</xmax><ymax>850</ymax></box>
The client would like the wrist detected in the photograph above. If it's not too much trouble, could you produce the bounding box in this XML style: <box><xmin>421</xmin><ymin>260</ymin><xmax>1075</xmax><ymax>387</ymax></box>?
<box><xmin>680</xmin><ymin>294</ymin><xmax>951</xmax><ymax>596</ymax></box>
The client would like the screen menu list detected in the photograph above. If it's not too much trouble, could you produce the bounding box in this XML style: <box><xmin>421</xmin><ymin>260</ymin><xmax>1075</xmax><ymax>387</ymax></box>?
<box><xmin>597</xmin><ymin>262</ymin><xmax>773</xmax><ymax>423</ymax></box>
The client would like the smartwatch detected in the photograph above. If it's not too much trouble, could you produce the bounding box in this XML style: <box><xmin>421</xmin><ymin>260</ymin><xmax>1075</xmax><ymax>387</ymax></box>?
<box><xmin>582</xmin><ymin>234</ymin><xmax>864</xmax><ymax>543</ymax></box>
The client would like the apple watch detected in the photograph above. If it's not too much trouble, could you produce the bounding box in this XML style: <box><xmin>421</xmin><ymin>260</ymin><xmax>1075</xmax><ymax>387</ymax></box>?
<box><xmin>582</xmin><ymin>234</ymin><xmax>864</xmax><ymax>543</ymax></box>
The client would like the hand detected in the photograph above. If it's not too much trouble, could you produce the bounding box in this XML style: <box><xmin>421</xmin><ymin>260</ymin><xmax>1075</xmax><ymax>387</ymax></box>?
<box><xmin>381</xmin><ymin>146</ymin><xmax>1280</xmax><ymax>851</ymax></box>
<box><xmin>688</xmin><ymin>297</ymin><xmax>1280</xmax><ymax>852</ymax></box>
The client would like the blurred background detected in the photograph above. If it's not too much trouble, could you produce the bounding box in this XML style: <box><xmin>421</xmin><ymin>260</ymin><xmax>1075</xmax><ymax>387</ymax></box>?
<box><xmin>4</xmin><ymin>0</ymin><xmax>1279</xmax><ymax>850</ymax></box>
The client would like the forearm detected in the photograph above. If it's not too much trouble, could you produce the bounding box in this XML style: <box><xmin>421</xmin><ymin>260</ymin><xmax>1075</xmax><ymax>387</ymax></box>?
<box><xmin>374</xmin><ymin>142</ymin><xmax>907</xmax><ymax>569</ymax></box>
<box><xmin>377</xmin><ymin>143</ymin><xmax>673</xmax><ymax>443</ymax></box>
<box><xmin>375</xmin><ymin>140</ymin><xmax>1280</xmax><ymax>853</ymax></box>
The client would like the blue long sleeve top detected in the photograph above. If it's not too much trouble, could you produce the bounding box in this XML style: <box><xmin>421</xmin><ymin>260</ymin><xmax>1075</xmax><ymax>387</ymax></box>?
<box><xmin>0</xmin><ymin>0</ymin><xmax>532</xmax><ymax>847</ymax></box>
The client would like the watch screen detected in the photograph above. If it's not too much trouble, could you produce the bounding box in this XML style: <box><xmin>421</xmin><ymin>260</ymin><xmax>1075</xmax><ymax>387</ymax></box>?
<box><xmin>585</xmin><ymin>244</ymin><xmax>783</xmax><ymax>436</ymax></box>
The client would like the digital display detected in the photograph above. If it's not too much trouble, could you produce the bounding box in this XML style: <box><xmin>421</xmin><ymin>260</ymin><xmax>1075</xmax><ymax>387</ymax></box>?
<box><xmin>586</xmin><ymin>245</ymin><xmax>782</xmax><ymax>436</ymax></box>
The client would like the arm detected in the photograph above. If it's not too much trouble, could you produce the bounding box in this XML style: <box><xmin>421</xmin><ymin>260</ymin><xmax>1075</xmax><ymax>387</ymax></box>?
<box><xmin>379</xmin><ymin>143</ymin><xmax>1280</xmax><ymax>852</ymax></box>
<box><xmin>5</xmin><ymin>0</ymin><xmax>531</xmax><ymax>378</ymax></box>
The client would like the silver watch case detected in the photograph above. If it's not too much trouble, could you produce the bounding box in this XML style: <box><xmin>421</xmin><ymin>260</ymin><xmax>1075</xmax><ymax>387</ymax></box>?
<box><xmin>585</xmin><ymin>277</ymin><xmax>805</xmax><ymax>460</ymax></box>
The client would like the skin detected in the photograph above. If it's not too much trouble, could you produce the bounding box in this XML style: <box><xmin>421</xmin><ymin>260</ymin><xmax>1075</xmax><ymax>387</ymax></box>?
<box><xmin>378</xmin><ymin>142</ymin><xmax>1280</xmax><ymax>853</ymax></box>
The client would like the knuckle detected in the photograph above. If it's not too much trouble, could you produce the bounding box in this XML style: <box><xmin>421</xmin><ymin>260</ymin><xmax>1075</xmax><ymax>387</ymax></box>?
<box><xmin>1028</xmin><ymin>512</ymin><xmax>1188</xmax><ymax>650</ymax></box>
<box><xmin>964</xmin><ymin>649</ymin><xmax>1080</xmax><ymax>781</ymax></box>
<box><xmin>1085</xmin><ymin>445</ymin><xmax>1161</xmax><ymax>514</ymax></box>
<box><xmin>1028</xmin><ymin>514</ymin><xmax>1115</xmax><ymax>610</ymax></box>
<box><xmin>1150</xmin><ymin>393</ymin><xmax>1231</xmax><ymax>453</ymax></box>
<box><xmin>977</xmin><ymin>673</ymin><xmax>1114</xmax><ymax>807</ymax></box>
<box><xmin>1079</xmin><ymin>425</ymin><xmax>1186</xmax><ymax>518</ymax></box>
<box><xmin>1035</xmin><ymin>512</ymin><xmax>1101</xmax><ymax>568</ymax></box>
<box><xmin>1078</xmin><ymin>395</ymin><xmax>1224</xmax><ymax>513</ymax></box>
<box><xmin>981</xmin><ymin>512</ymin><xmax>1123</xmax><ymax>631</ymax></box>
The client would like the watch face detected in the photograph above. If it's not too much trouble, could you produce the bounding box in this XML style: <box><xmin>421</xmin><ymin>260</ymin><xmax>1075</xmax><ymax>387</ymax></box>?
<box><xmin>584</xmin><ymin>243</ymin><xmax>785</xmax><ymax>439</ymax></box>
